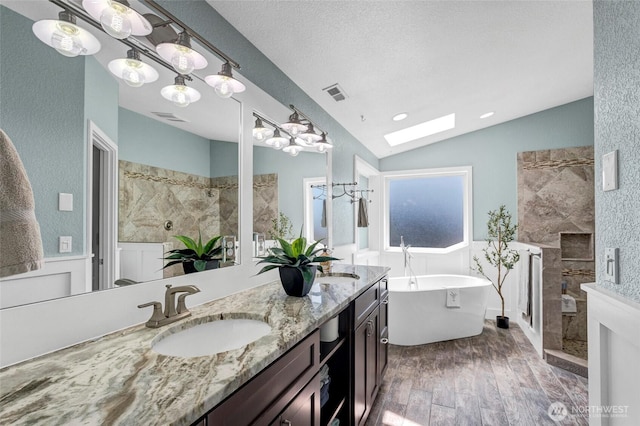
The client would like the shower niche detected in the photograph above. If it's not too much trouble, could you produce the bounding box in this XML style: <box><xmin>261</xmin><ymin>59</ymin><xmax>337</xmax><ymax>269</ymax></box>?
<box><xmin>560</xmin><ymin>232</ymin><xmax>594</xmax><ymax>261</ymax></box>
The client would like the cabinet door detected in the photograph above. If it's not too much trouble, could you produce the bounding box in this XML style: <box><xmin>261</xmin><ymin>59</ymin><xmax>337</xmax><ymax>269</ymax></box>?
<box><xmin>271</xmin><ymin>374</ymin><xmax>321</xmax><ymax>426</ymax></box>
<box><xmin>353</xmin><ymin>310</ymin><xmax>380</xmax><ymax>426</ymax></box>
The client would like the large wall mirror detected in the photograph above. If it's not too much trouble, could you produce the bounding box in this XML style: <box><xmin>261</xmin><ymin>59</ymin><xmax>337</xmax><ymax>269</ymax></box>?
<box><xmin>0</xmin><ymin>1</ymin><xmax>240</xmax><ymax>308</ymax></box>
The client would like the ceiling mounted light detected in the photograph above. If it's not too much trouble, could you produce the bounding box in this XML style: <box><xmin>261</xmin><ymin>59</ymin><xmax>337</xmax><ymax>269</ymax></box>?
<box><xmin>282</xmin><ymin>137</ymin><xmax>303</xmax><ymax>157</ymax></box>
<box><xmin>315</xmin><ymin>133</ymin><xmax>333</xmax><ymax>153</ymax></box>
<box><xmin>205</xmin><ymin>62</ymin><xmax>246</xmax><ymax>99</ymax></box>
<box><xmin>108</xmin><ymin>49</ymin><xmax>158</xmax><ymax>87</ymax></box>
<box><xmin>156</xmin><ymin>31</ymin><xmax>208</xmax><ymax>75</ymax></box>
<box><xmin>392</xmin><ymin>112</ymin><xmax>408</xmax><ymax>121</ymax></box>
<box><xmin>281</xmin><ymin>112</ymin><xmax>307</xmax><ymax>137</ymax></box>
<box><xmin>299</xmin><ymin>123</ymin><xmax>322</xmax><ymax>146</ymax></box>
<box><xmin>252</xmin><ymin>117</ymin><xmax>274</xmax><ymax>141</ymax></box>
<box><xmin>161</xmin><ymin>75</ymin><xmax>200</xmax><ymax>108</ymax></box>
<box><xmin>82</xmin><ymin>0</ymin><xmax>152</xmax><ymax>39</ymax></box>
<box><xmin>266</xmin><ymin>128</ymin><xmax>288</xmax><ymax>150</ymax></box>
<box><xmin>480</xmin><ymin>111</ymin><xmax>495</xmax><ymax>119</ymax></box>
<box><xmin>32</xmin><ymin>11</ymin><xmax>101</xmax><ymax>57</ymax></box>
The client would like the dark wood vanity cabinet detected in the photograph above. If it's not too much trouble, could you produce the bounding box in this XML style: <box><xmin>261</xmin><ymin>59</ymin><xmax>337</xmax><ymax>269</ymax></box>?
<box><xmin>194</xmin><ymin>275</ymin><xmax>389</xmax><ymax>426</ymax></box>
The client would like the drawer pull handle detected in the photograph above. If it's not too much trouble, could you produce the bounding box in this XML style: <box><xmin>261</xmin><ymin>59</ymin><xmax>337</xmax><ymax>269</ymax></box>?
<box><xmin>380</xmin><ymin>337</ymin><xmax>389</xmax><ymax>344</ymax></box>
<box><xmin>381</xmin><ymin>298</ymin><xmax>389</xmax><ymax>305</ymax></box>
<box><xmin>367</xmin><ymin>320</ymin><xmax>373</xmax><ymax>337</ymax></box>
<box><xmin>281</xmin><ymin>420</ymin><xmax>292</xmax><ymax>426</ymax></box>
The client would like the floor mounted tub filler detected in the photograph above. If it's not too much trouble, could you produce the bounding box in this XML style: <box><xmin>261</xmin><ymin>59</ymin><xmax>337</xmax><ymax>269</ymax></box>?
<box><xmin>388</xmin><ymin>274</ymin><xmax>492</xmax><ymax>345</ymax></box>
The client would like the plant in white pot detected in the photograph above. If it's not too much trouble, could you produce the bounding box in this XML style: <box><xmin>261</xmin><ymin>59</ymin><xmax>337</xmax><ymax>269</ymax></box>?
<box><xmin>473</xmin><ymin>205</ymin><xmax>520</xmax><ymax>329</ymax></box>
<box><xmin>256</xmin><ymin>232</ymin><xmax>339</xmax><ymax>297</ymax></box>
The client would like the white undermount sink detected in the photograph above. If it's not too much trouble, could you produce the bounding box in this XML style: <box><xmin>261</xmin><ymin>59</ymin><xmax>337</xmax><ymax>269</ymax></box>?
<box><xmin>316</xmin><ymin>273</ymin><xmax>360</xmax><ymax>285</ymax></box>
<box><xmin>152</xmin><ymin>319</ymin><xmax>271</xmax><ymax>358</ymax></box>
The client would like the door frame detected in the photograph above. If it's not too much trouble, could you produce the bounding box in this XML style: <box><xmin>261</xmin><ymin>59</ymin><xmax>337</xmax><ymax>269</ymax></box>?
<box><xmin>86</xmin><ymin>121</ymin><xmax>118</xmax><ymax>291</ymax></box>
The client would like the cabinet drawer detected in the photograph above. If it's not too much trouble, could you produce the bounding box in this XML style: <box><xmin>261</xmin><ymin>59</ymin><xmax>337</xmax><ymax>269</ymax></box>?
<box><xmin>207</xmin><ymin>330</ymin><xmax>320</xmax><ymax>426</ymax></box>
<box><xmin>354</xmin><ymin>282</ymin><xmax>379</xmax><ymax>327</ymax></box>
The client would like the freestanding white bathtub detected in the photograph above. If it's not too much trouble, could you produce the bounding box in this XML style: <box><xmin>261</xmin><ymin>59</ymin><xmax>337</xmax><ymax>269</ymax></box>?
<box><xmin>388</xmin><ymin>274</ymin><xmax>492</xmax><ymax>345</ymax></box>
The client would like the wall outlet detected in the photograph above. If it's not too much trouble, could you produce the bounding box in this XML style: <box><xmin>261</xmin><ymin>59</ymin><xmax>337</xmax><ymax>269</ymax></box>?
<box><xmin>59</xmin><ymin>236</ymin><xmax>72</xmax><ymax>253</ymax></box>
<box><xmin>604</xmin><ymin>247</ymin><xmax>619</xmax><ymax>284</ymax></box>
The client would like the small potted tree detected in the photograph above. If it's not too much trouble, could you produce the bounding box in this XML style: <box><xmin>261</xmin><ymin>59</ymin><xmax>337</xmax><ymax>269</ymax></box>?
<box><xmin>473</xmin><ymin>205</ymin><xmax>520</xmax><ymax>329</ymax></box>
<box><xmin>163</xmin><ymin>233</ymin><xmax>222</xmax><ymax>274</ymax></box>
<box><xmin>257</xmin><ymin>231</ymin><xmax>339</xmax><ymax>297</ymax></box>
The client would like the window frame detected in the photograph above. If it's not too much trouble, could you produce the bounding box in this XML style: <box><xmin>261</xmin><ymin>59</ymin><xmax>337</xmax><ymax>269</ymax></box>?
<box><xmin>382</xmin><ymin>166</ymin><xmax>473</xmax><ymax>254</ymax></box>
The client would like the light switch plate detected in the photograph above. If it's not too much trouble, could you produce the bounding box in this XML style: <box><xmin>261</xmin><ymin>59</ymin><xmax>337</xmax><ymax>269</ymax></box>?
<box><xmin>604</xmin><ymin>247</ymin><xmax>619</xmax><ymax>284</ymax></box>
<box><xmin>603</xmin><ymin>150</ymin><xmax>618</xmax><ymax>191</ymax></box>
<box><xmin>59</xmin><ymin>236</ymin><xmax>72</xmax><ymax>253</ymax></box>
<box><xmin>59</xmin><ymin>193</ymin><xmax>73</xmax><ymax>211</ymax></box>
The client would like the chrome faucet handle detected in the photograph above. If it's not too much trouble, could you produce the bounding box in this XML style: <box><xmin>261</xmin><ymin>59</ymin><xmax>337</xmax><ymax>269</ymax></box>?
<box><xmin>138</xmin><ymin>301</ymin><xmax>165</xmax><ymax>328</ymax></box>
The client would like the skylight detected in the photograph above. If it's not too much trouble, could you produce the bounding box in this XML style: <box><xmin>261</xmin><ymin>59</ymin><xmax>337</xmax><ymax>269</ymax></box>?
<box><xmin>384</xmin><ymin>113</ymin><xmax>456</xmax><ymax>146</ymax></box>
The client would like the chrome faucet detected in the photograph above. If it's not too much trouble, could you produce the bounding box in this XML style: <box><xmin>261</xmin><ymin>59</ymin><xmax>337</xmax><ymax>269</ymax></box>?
<box><xmin>138</xmin><ymin>284</ymin><xmax>200</xmax><ymax>328</ymax></box>
<box><xmin>400</xmin><ymin>236</ymin><xmax>418</xmax><ymax>289</ymax></box>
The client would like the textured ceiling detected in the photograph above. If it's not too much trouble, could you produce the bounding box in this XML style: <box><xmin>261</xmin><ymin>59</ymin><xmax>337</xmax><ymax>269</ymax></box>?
<box><xmin>209</xmin><ymin>0</ymin><xmax>594</xmax><ymax>158</ymax></box>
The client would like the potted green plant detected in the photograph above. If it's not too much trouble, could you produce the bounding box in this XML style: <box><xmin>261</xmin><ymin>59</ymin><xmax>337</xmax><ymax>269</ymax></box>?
<box><xmin>473</xmin><ymin>205</ymin><xmax>520</xmax><ymax>329</ymax></box>
<box><xmin>163</xmin><ymin>233</ymin><xmax>223</xmax><ymax>274</ymax></box>
<box><xmin>257</xmin><ymin>232</ymin><xmax>339</xmax><ymax>297</ymax></box>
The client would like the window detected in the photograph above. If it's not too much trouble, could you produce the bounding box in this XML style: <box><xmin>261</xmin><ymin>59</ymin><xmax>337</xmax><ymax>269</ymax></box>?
<box><xmin>385</xmin><ymin>167</ymin><xmax>471</xmax><ymax>252</ymax></box>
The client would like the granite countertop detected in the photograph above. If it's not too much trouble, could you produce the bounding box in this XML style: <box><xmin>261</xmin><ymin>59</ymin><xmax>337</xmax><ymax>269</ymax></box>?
<box><xmin>0</xmin><ymin>264</ymin><xmax>389</xmax><ymax>425</ymax></box>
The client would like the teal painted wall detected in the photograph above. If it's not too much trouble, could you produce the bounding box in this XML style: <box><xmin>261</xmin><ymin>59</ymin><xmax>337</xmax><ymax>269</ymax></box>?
<box><xmin>119</xmin><ymin>109</ymin><xmax>212</xmax><ymax>177</ymax></box>
<box><xmin>0</xmin><ymin>6</ymin><xmax>85</xmax><ymax>257</ymax></box>
<box><xmin>157</xmin><ymin>1</ymin><xmax>379</xmax><ymax>246</ymax></box>
<box><xmin>210</xmin><ymin>141</ymin><xmax>239</xmax><ymax>178</ymax></box>
<box><xmin>379</xmin><ymin>97</ymin><xmax>594</xmax><ymax>240</ymax></box>
<box><xmin>253</xmin><ymin>147</ymin><xmax>326</xmax><ymax>233</ymax></box>
<box><xmin>594</xmin><ymin>1</ymin><xmax>640</xmax><ymax>303</ymax></box>
<box><xmin>84</xmin><ymin>57</ymin><xmax>119</xmax><ymax>144</ymax></box>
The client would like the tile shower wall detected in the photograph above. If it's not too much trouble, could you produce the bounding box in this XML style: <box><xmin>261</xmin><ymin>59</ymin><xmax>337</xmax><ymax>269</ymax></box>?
<box><xmin>253</xmin><ymin>174</ymin><xmax>278</xmax><ymax>236</ymax></box>
<box><xmin>517</xmin><ymin>147</ymin><xmax>594</xmax><ymax>350</ymax></box>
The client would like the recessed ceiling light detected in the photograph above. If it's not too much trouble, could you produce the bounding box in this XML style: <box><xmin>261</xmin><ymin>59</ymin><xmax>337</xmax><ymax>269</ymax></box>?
<box><xmin>384</xmin><ymin>113</ymin><xmax>455</xmax><ymax>146</ymax></box>
<box><xmin>480</xmin><ymin>112</ymin><xmax>494</xmax><ymax>119</ymax></box>
<box><xmin>392</xmin><ymin>112</ymin><xmax>408</xmax><ymax>121</ymax></box>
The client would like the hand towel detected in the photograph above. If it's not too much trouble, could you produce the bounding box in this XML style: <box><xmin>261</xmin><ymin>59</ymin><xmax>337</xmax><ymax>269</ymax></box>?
<box><xmin>0</xmin><ymin>129</ymin><xmax>44</xmax><ymax>278</ymax></box>
<box><xmin>517</xmin><ymin>250</ymin><xmax>531</xmax><ymax>314</ymax></box>
<box><xmin>446</xmin><ymin>288</ymin><xmax>461</xmax><ymax>308</ymax></box>
<box><xmin>357</xmin><ymin>197</ymin><xmax>369</xmax><ymax>227</ymax></box>
<box><xmin>561</xmin><ymin>294</ymin><xmax>577</xmax><ymax>315</ymax></box>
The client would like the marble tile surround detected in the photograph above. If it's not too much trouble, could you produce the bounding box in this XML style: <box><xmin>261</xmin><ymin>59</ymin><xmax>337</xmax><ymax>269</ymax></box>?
<box><xmin>517</xmin><ymin>147</ymin><xmax>594</xmax><ymax>358</ymax></box>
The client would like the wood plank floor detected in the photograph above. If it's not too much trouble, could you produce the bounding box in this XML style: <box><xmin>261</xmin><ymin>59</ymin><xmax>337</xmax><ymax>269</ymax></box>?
<box><xmin>366</xmin><ymin>321</ymin><xmax>589</xmax><ymax>426</ymax></box>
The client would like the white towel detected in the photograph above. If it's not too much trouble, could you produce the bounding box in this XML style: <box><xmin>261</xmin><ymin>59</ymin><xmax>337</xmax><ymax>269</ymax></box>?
<box><xmin>561</xmin><ymin>294</ymin><xmax>577</xmax><ymax>314</ymax></box>
<box><xmin>0</xmin><ymin>129</ymin><xmax>44</xmax><ymax>278</ymax></box>
<box><xmin>517</xmin><ymin>250</ymin><xmax>531</xmax><ymax>314</ymax></box>
<box><xmin>446</xmin><ymin>288</ymin><xmax>461</xmax><ymax>308</ymax></box>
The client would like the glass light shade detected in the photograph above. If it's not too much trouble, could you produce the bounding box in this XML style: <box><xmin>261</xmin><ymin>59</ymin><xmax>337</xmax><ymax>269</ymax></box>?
<box><xmin>205</xmin><ymin>74</ymin><xmax>246</xmax><ymax>99</ymax></box>
<box><xmin>299</xmin><ymin>124</ymin><xmax>322</xmax><ymax>146</ymax></box>
<box><xmin>157</xmin><ymin>43</ymin><xmax>207</xmax><ymax>75</ymax></box>
<box><xmin>281</xmin><ymin>112</ymin><xmax>307</xmax><ymax>136</ymax></box>
<box><xmin>33</xmin><ymin>17</ymin><xmax>101</xmax><ymax>57</ymax></box>
<box><xmin>161</xmin><ymin>83</ymin><xmax>201</xmax><ymax>108</ymax></box>
<box><xmin>265</xmin><ymin>129</ymin><xmax>287</xmax><ymax>148</ymax></box>
<box><xmin>108</xmin><ymin>56</ymin><xmax>158</xmax><ymax>87</ymax></box>
<box><xmin>283</xmin><ymin>138</ymin><xmax>302</xmax><ymax>157</ymax></box>
<box><xmin>82</xmin><ymin>0</ymin><xmax>152</xmax><ymax>38</ymax></box>
<box><xmin>316</xmin><ymin>133</ymin><xmax>333</xmax><ymax>152</ymax></box>
<box><xmin>252</xmin><ymin>118</ymin><xmax>274</xmax><ymax>141</ymax></box>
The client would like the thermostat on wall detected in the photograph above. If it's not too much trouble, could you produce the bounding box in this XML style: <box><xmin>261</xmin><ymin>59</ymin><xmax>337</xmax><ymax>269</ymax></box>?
<box><xmin>603</xmin><ymin>150</ymin><xmax>618</xmax><ymax>191</ymax></box>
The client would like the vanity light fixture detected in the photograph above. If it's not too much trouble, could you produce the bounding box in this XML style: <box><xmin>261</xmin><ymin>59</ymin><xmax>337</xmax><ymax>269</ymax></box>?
<box><xmin>32</xmin><ymin>10</ymin><xmax>101</xmax><ymax>57</ymax></box>
<box><xmin>161</xmin><ymin>75</ymin><xmax>200</xmax><ymax>108</ymax></box>
<box><xmin>266</xmin><ymin>129</ymin><xmax>288</xmax><ymax>150</ymax></box>
<box><xmin>82</xmin><ymin>0</ymin><xmax>152</xmax><ymax>39</ymax></box>
<box><xmin>315</xmin><ymin>133</ymin><xmax>333</xmax><ymax>153</ymax></box>
<box><xmin>108</xmin><ymin>49</ymin><xmax>159</xmax><ymax>87</ymax></box>
<box><xmin>299</xmin><ymin>123</ymin><xmax>323</xmax><ymax>146</ymax></box>
<box><xmin>156</xmin><ymin>31</ymin><xmax>208</xmax><ymax>75</ymax></box>
<box><xmin>282</xmin><ymin>137</ymin><xmax>303</xmax><ymax>157</ymax></box>
<box><xmin>281</xmin><ymin>112</ymin><xmax>307</xmax><ymax>137</ymax></box>
<box><xmin>205</xmin><ymin>62</ymin><xmax>246</xmax><ymax>99</ymax></box>
<box><xmin>252</xmin><ymin>117</ymin><xmax>274</xmax><ymax>141</ymax></box>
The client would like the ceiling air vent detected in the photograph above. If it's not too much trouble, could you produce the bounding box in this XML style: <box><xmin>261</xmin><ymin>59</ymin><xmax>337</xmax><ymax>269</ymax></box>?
<box><xmin>151</xmin><ymin>111</ymin><xmax>189</xmax><ymax>123</ymax></box>
<box><xmin>322</xmin><ymin>83</ymin><xmax>348</xmax><ymax>102</ymax></box>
